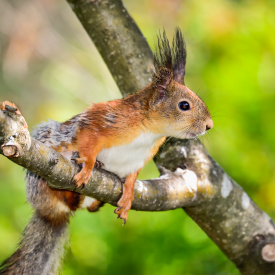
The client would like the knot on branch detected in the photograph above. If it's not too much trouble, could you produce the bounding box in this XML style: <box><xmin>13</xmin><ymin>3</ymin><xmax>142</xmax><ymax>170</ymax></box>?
<box><xmin>0</xmin><ymin>101</ymin><xmax>30</xmax><ymax>157</ymax></box>
<box><xmin>246</xmin><ymin>234</ymin><xmax>275</xmax><ymax>266</ymax></box>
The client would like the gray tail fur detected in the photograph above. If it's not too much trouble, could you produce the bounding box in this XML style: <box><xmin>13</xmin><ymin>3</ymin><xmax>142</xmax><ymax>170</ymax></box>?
<box><xmin>0</xmin><ymin>211</ymin><xmax>68</xmax><ymax>275</ymax></box>
<box><xmin>0</xmin><ymin>119</ymin><xmax>76</xmax><ymax>274</ymax></box>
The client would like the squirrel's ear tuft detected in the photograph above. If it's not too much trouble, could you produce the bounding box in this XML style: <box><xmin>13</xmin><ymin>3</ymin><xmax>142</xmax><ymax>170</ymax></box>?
<box><xmin>153</xmin><ymin>29</ymin><xmax>173</xmax><ymax>90</ymax></box>
<box><xmin>153</xmin><ymin>28</ymin><xmax>187</xmax><ymax>86</ymax></box>
<box><xmin>172</xmin><ymin>28</ymin><xmax>186</xmax><ymax>85</ymax></box>
<box><xmin>153</xmin><ymin>29</ymin><xmax>172</xmax><ymax>73</ymax></box>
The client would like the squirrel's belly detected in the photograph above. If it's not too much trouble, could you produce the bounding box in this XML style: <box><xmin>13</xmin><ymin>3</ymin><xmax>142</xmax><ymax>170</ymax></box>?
<box><xmin>97</xmin><ymin>132</ymin><xmax>163</xmax><ymax>178</ymax></box>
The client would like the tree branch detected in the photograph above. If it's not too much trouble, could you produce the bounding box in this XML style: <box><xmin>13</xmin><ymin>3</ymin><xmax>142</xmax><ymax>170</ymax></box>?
<box><xmin>67</xmin><ymin>0</ymin><xmax>153</xmax><ymax>96</ymax></box>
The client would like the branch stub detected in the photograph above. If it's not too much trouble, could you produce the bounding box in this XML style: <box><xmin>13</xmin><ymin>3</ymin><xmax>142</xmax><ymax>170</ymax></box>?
<box><xmin>262</xmin><ymin>243</ymin><xmax>275</xmax><ymax>263</ymax></box>
<box><xmin>1</xmin><ymin>144</ymin><xmax>19</xmax><ymax>158</ymax></box>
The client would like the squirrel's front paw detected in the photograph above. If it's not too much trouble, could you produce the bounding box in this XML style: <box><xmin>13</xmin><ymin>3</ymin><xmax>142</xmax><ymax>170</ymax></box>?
<box><xmin>72</xmin><ymin>167</ymin><xmax>92</xmax><ymax>189</ymax></box>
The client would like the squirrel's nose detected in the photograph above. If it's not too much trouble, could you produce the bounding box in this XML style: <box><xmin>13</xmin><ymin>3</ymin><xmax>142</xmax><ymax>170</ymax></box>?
<box><xmin>205</xmin><ymin>118</ymin><xmax>213</xmax><ymax>131</ymax></box>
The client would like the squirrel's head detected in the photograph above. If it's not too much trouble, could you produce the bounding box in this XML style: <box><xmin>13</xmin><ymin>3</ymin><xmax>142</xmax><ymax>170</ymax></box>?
<box><xmin>148</xmin><ymin>28</ymin><xmax>213</xmax><ymax>139</ymax></box>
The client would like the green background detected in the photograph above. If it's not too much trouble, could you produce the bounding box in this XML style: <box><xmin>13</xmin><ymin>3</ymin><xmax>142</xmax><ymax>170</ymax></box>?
<box><xmin>0</xmin><ymin>0</ymin><xmax>275</xmax><ymax>274</ymax></box>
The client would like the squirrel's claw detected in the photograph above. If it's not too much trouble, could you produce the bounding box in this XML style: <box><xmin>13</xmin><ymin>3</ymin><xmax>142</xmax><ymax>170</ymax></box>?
<box><xmin>114</xmin><ymin>207</ymin><xmax>121</xmax><ymax>214</ymax></box>
<box><xmin>72</xmin><ymin>166</ymin><xmax>92</xmax><ymax>188</ymax></box>
<box><xmin>114</xmin><ymin>209</ymin><xmax>128</xmax><ymax>225</ymax></box>
<box><xmin>114</xmin><ymin>203</ymin><xmax>130</xmax><ymax>224</ymax></box>
<box><xmin>94</xmin><ymin>160</ymin><xmax>104</xmax><ymax>169</ymax></box>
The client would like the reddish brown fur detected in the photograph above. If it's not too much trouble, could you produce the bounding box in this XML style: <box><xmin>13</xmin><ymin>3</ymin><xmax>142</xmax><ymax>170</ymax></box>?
<box><xmin>72</xmin><ymin>91</ymin><xmax>152</xmax><ymax>187</ymax></box>
<box><xmin>70</xmin><ymin>76</ymin><xmax>212</xmax><ymax>222</ymax></box>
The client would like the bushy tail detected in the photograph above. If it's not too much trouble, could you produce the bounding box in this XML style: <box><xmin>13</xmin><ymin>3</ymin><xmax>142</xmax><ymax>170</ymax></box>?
<box><xmin>0</xmin><ymin>119</ymin><xmax>79</xmax><ymax>274</ymax></box>
<box><xmin>0</xmin><ymin>211</ymin><xmax>68</xmax><ymax>275</ymax></box>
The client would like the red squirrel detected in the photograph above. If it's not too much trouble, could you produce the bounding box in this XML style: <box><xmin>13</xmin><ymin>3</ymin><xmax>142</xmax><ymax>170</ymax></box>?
<box><xmin>0</xmin><ymin>29</ymin><xmax>213</xmax><ymax>275</ymax></box>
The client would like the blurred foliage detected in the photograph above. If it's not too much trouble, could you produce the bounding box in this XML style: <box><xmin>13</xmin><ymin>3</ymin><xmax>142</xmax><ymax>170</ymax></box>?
<box><xmin>0</xmin><ymin>0</ymin><xmax>275</xmax><ymax>274</ymax></box>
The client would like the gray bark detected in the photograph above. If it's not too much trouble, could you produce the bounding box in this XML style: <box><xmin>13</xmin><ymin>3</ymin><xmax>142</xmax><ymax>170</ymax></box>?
<box><xmin>0</xmin><ymin>0</ymin><xmax>275</xmax><ymax>274</ymax></box>
<box><xmin>67</xmin><ymin>0</ymin><xmax>153</xmax><ymax>96</ymax></box>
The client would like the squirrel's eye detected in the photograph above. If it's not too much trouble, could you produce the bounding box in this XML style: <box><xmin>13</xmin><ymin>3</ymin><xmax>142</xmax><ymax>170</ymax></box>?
<box><xmin>179</xmin><ymin>101</ymin><xmax>190</xmax><ymax>111</ymax></box>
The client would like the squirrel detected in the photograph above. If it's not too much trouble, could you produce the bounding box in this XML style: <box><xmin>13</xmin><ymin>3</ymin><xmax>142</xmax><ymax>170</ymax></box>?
<box><xmin>0</xmin><ymin>29</ymin><xmax>213</xmax><ymax>274</ymax></box>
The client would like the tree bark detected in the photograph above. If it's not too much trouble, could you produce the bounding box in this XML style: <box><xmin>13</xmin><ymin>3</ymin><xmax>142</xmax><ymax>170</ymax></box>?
<box><xmin>65</xmin><ymin>1</ymin><xmax>275</xmax><ymax>274</ymax></box>
<box><xmin>1</xmin><ymin>0</ymin><xmax>275</xmax><ymax>274</ymax></box>
<box><xmin>155</xmin><ymin>139</ymin><xmax>275</xmax><ymax>274</ymax></box>
<box><xmin>67</xmin><ymin>0</ymin><xmax>153</xmax><ymax>96</ymax></box>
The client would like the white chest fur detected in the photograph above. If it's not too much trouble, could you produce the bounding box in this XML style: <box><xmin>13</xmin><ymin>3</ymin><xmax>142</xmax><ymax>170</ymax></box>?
<box><xmin>97</xmin><ymin>131</ymin><xmax>163</xmax><ymax>178</ymax></box>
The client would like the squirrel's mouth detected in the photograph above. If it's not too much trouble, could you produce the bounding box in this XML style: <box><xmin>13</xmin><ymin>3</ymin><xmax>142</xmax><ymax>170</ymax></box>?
<box><xmin>186</xmin><ymin>130</ymin><xmax>206</xmax><ymax>139</ymax></box>
<box><xmin>187</xmin><ymin>132</ymin><xmax>197</xmax><ymax>138</ymax></box>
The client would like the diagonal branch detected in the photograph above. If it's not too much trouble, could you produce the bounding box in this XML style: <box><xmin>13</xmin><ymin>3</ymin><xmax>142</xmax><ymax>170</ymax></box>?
<box><xmin>67</xmin><ymin>0</ymin><xmax>153</xmax><ymax>96</ymax></box>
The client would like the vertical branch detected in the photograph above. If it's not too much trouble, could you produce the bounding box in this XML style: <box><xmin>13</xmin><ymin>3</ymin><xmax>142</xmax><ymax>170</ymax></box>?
<box><xmin>67</xmin><ymin>0</ymin><xmax>153</xmax><ymax>96</ymax></box>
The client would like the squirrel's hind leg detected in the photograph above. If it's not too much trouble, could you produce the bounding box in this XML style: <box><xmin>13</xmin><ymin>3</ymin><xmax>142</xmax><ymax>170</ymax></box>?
<box><xmin>114</xmin><ymin>171</ymin><xmax>139</xmax><ymax>224</ymax></box>
<box><xmin>87</xmin><ymin>200</ymin><xmax>105</xmax><ymax>212</ymax></box>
